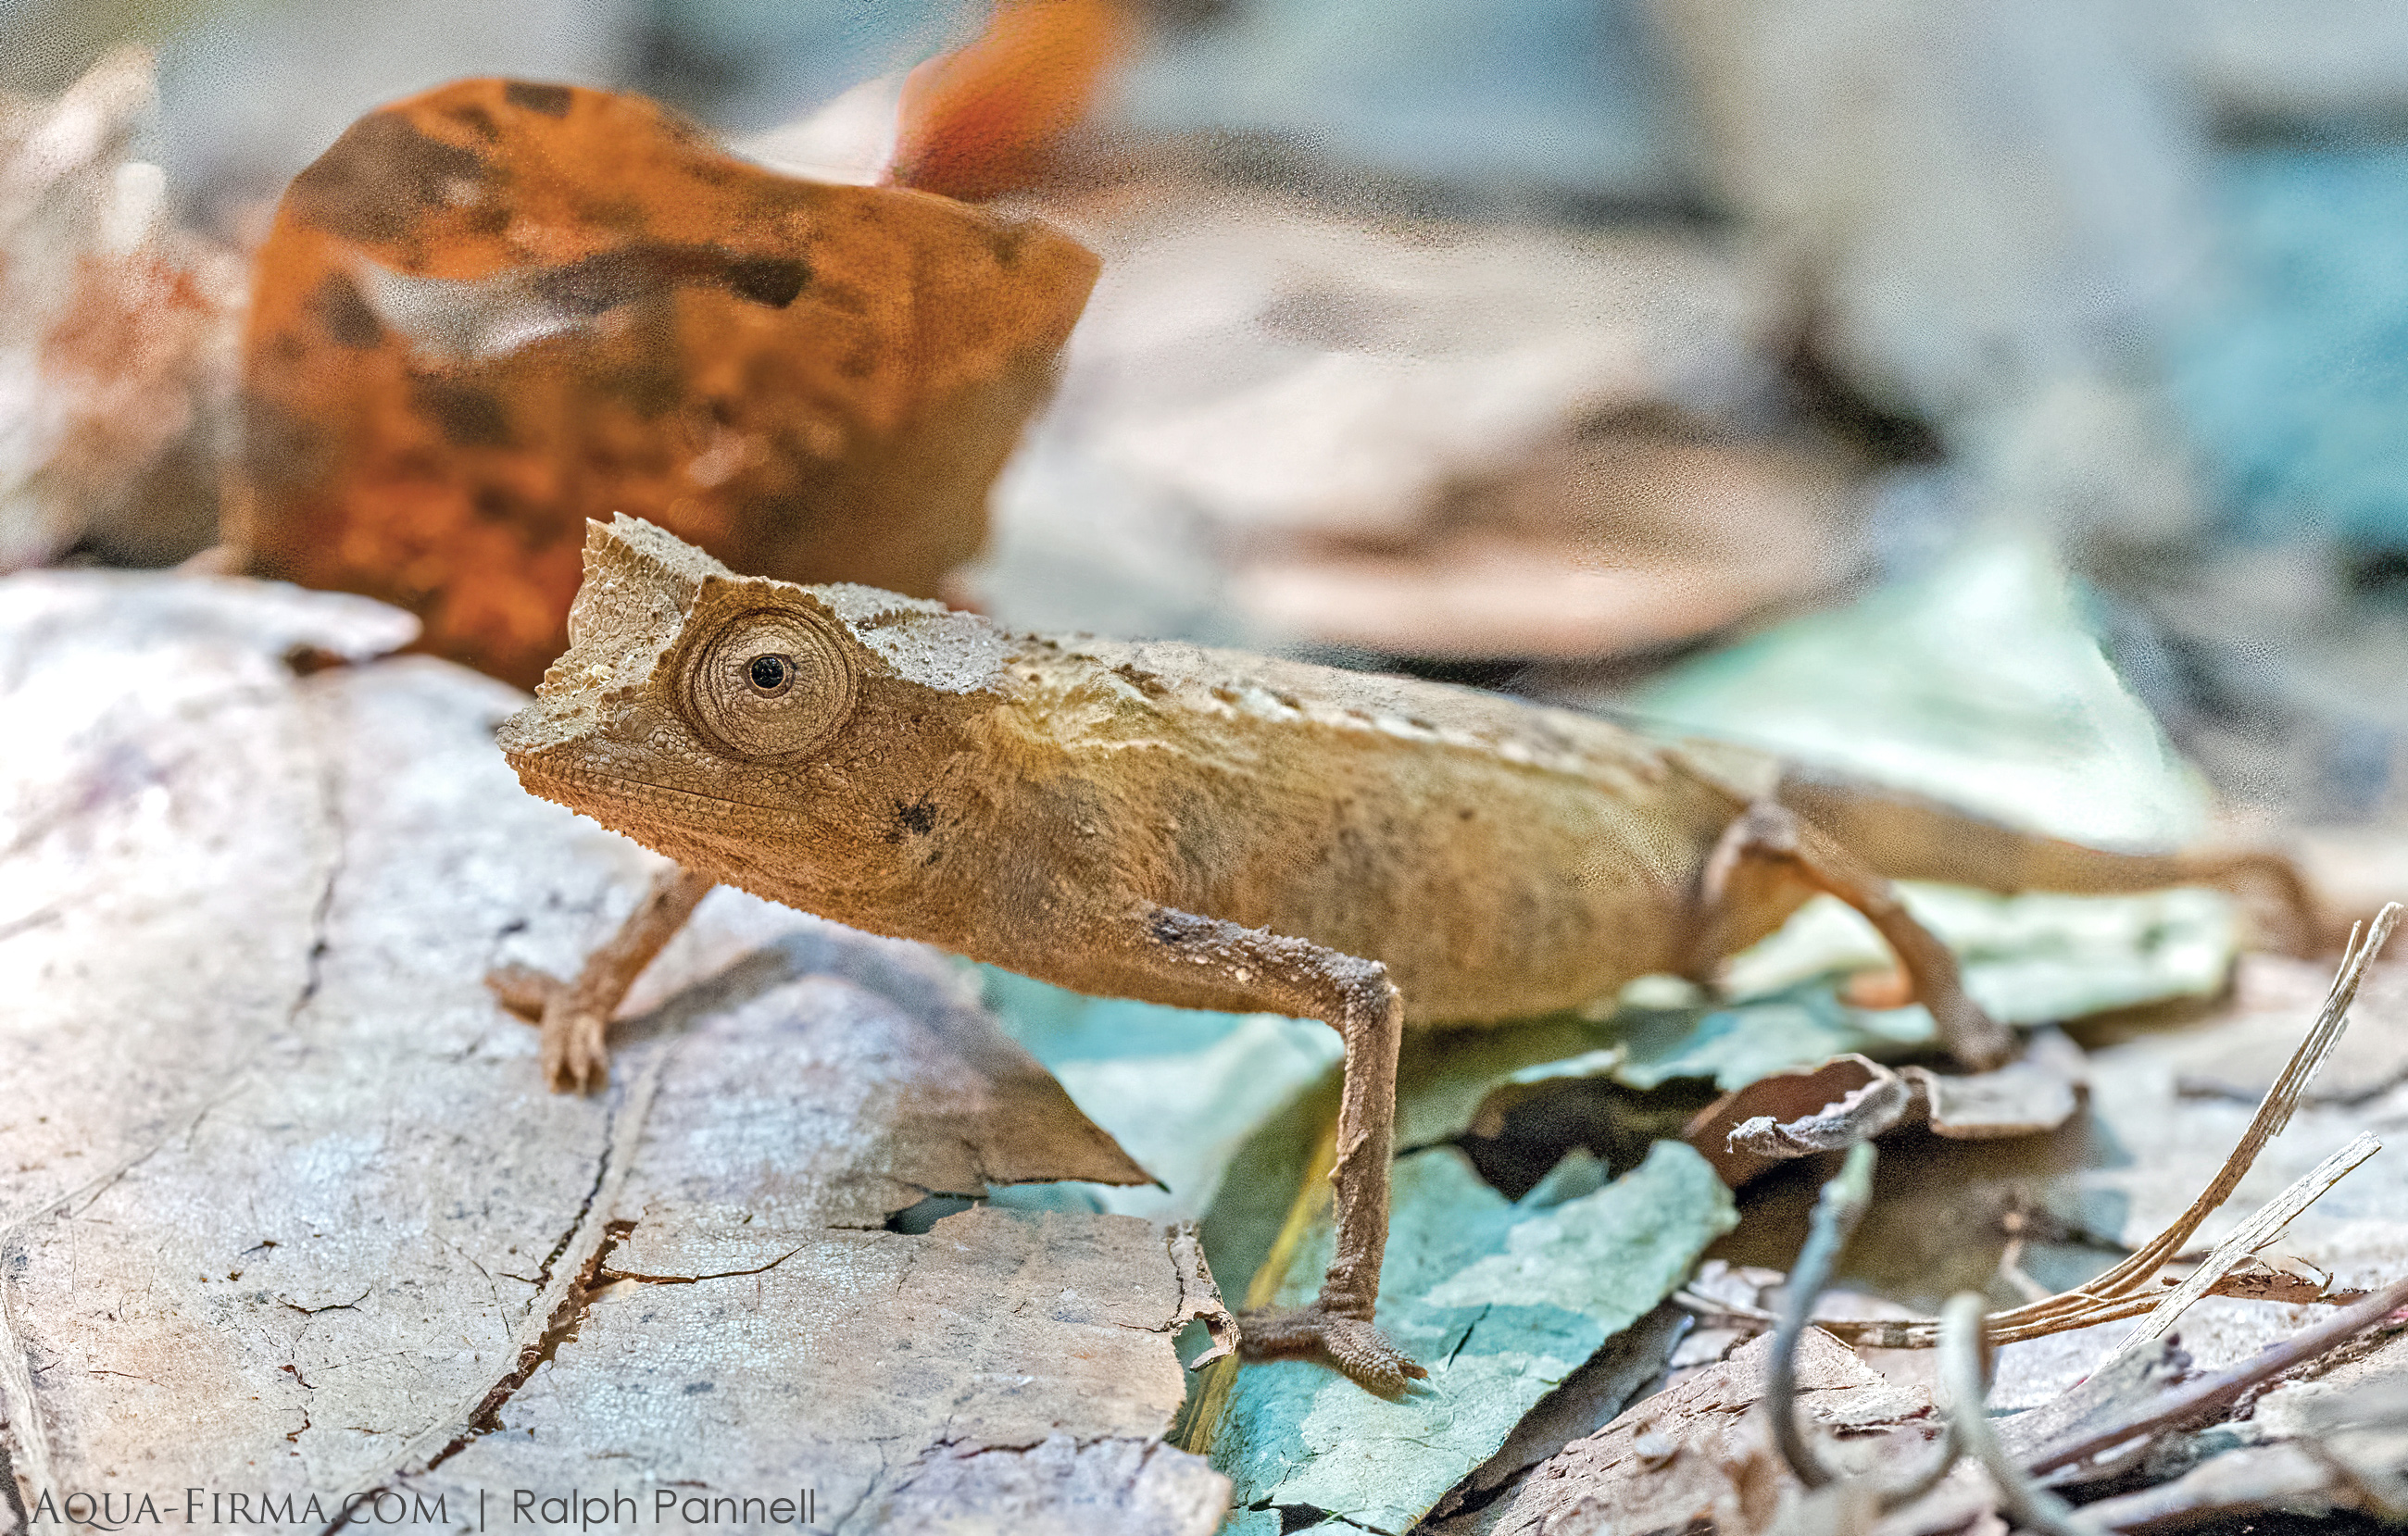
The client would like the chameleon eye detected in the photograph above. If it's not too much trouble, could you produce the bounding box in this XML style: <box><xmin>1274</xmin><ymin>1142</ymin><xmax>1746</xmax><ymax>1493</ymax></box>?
<box><xmin>680</xmin><ymin>607</ymin><xmax>855</xmax><ymax>761</ymax></box>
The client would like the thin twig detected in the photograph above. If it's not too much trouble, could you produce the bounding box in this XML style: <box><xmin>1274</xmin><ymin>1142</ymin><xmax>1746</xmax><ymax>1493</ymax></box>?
<box><xmin>1939</xmin><ymin>1293</ymin><xmax>2097</xmax><ymax>1536</ymax></box>
<box><xmin>1674</xmin><ymin>1268</ymin><xmax>2366</xmax><ymax>1338</ymax></box>
<box><xmin>2024</xmin><ymin>1269</ymin><xmax>2408</xmax><ymax>1477</ymax></box>
<box><xmin>1728</xmin><ymin>903</ymin><xmax>2402</xmax><ymax>1352</ymax></box>
<box><xmin>2109</xmin><ymin>1130</ymin><xmax>2380</xmax><ymax>1363</ymax></box>
<box><xmin>1765</xmin><ymin>1142</ymin><xmax>1878</xmax><ymax>1490</ymax></box>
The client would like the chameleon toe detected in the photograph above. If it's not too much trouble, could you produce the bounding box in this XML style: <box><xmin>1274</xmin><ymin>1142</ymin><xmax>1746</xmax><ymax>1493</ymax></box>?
<box><xmin>1241</xmin><ymin>1303</ymin><xmax>1426</xmax><ymax>1396</ymax></box>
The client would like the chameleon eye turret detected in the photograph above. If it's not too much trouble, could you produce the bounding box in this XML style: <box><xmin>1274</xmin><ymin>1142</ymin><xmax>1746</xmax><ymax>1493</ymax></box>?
<box><xmin>677</xmin><ymin>606</ymin><xmax>857</xmax><ymax>761</ymax></box>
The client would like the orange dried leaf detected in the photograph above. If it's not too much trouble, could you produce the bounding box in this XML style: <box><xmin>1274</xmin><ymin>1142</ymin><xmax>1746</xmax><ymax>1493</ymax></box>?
<box><xmin>893</xmin><ymin>0</ymin><xmax>1133</xmax><ymax>202</ymax></box>
<box><xmin>238</xmin><ymin>78</ymin><xmax>1098</xmax><ymax>685</ymax></box>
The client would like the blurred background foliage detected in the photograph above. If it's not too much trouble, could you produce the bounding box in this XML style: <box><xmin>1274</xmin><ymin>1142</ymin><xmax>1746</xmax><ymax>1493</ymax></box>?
<box><xmin>6</xmin><ymin>0</ymin><xmax>2408</xmax><ymax>843</ymax></box>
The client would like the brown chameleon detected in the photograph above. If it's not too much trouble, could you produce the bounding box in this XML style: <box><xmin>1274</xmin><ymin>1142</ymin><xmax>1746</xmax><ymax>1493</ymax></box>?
<box><xmin>493</xmin><ymin>515</ymin><xmax>2312</xmax><ymax>1394</ymax></box>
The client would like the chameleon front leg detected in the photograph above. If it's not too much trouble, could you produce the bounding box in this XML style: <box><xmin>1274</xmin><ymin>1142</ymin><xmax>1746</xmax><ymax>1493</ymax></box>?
<box><xmin>486</xmin><ymin>862</ymin><xmax>717</xmax><ymax>1091</ymax></box>
<box><xmin>1692</xmin><ymin>801</ymin><xmax>2015</xmax><ymax>1069</ymax></box>
<box><xmin>1128</xmin><ymin>906</ymin><xmax>1427</xmax><ymax>1395</ymax></box>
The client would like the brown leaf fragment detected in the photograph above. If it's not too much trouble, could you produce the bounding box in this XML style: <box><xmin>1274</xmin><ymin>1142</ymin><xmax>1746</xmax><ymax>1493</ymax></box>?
<box><xmin>1730</xmin><ymin>1068</ymin><xmax>1912</xmax><ymax>1161</ymax></box>
<box><xmin>1990</xmin><ymin>1337</ymin><xmax>2195</xmax><ymax>1467</ymax></box>
<box><xmin>892</xmin><ymin>0</ymin><xmax>1133</xmax><ymax>202</ymax></box>
<box><xmin>1900</xmin><ymin>1026</ymin><xmax>2088</xmax><ymax>1140</ymax></box>
<box><xmin>2187</xmin><ymin>1254</ymin><xmax>2360</xmax><ymax>1306</ymax></box>
<box><xmin>1686</xmin><ymin>1055</ymin><xmax>1898</xmax><ymax>1187</ymax></box>
<box><xmin>1678</xmin><ymin>1029</ymin><xmax>2088</xmax><ymax>1192</ymax></box>
<box><xmin>1433</xmin><ymin>1330</ymin><xmax>1938</xmax><ymax>1536</ymax></box>
<box><xmin>1166</xmin><ymin>1220</ymin><xmax>1238</xmax><ymax>1368</ymax></box>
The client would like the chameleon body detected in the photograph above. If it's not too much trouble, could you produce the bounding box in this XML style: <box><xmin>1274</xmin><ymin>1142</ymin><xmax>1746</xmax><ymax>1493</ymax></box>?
<box><xmin>496</xmin><ymin>515</ymin><xmax>2303</xmax><ymax>1393</ymax></box>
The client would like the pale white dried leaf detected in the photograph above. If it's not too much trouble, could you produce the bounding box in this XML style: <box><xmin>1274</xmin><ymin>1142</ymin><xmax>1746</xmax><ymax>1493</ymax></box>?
<box><xmin>0</xmin><ymin>570</ymin><xmax>1217</xmax><ymax>1530</ymax></box>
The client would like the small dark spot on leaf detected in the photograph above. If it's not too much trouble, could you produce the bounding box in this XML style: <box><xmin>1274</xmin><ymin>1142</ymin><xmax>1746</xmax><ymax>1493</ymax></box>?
<box><xmin>533</xmin><ymin>248</ymin><xmax>655</xmax><ymax>316</ymax></box>
<box><xmin>282</xmin><ymin>644</ymin><xmax>351</xmax><ymax>677</ymax></box>
<box><xmin>309</xmin><ymin>271</ymin><xmax>383</xmax><ymax>349</ymax></box>
<box><xmin>503</xmin><ymin>81</ymin><xmax>574</xmax><ymax>117</ymax></box>
<box><xmin>723</xmin><ymin>255</ymin><xmax>809</xmax><ymax>307</ymax></box>
<box><xmin>288</xmin><ymin>110</ymin><xmax>484</xmax><ymax>244</ymax></box>
<box><xmin>446</xmin><ymin>102</ymin><xmax>501</xmax><ymax>141</ymax></box>
<box><xmin>412</xmin><ymin>377</ymin><xmax>513</xmax><ymax>448</ymax></box>
<box><xmin>472</xmin><ymin>483</ymin><xmax>518</xmax><ymax>522</ymax></box>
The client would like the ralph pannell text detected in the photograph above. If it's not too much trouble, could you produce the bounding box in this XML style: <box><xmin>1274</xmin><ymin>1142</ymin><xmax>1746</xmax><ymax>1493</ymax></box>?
<box><xmin>23</xmin><ymin>1486</ymin><xmax>821</xmax><ymax>1529</ymax></box>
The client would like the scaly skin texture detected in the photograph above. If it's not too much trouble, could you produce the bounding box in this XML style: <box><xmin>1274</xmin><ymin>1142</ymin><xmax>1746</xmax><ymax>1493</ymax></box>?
<box><xmin>494</xmin><ymin>516</ymin><xmax>2306</xmax><ymax>1394</ymax></box>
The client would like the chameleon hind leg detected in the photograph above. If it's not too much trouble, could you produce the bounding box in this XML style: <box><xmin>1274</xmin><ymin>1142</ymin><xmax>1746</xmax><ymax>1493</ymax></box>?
<box><xmin>1691</xmin><ymin>801</ymin><xmax>2014</xmax><ymax>1069</ymax></box>
<box><xmin>486</xmin><ymin>862</ymin><xmax>717</xmax><ymax>1092</ymax></box>
<box><xmin>1126</xmin><ymin>905</ymin><xmax>1425</xmax><ymax>1395</ymax></box>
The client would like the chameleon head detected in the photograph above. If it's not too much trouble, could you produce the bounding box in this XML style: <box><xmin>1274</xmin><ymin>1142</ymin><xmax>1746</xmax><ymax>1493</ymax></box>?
<box><xmin>496</xmin><ymin>515</ymin><xmax>1005</xmax><ymax>856</ymax></box>
<box><xmin>494</xmin><ymin>515</ymin><xmax>870</xmax><ymax>842</ymax></box>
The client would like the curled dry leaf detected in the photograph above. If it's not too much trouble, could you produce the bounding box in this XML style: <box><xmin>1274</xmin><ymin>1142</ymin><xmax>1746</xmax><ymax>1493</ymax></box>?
<box><xmin>1695</xmin><ymin>1054</ymin><xmax>1911</xmax><ymax>1185</ymax></box>
<box><xmin>0</xmin><ymin>570</ymin><xmax>1220</xmax><ymax>1529</ymax></box>
<box><xmin>1681</xmin><ymin>1032</ymin><xmax>2088</xmax><ymax>1189</ymax></box>
<box><xmin>236</xmin><ymin>78</ymin><xmax>1099</xmax><ymax>685</ymax></box>
<box><xmin>1898</xmin><ymin>1026</ymin><xmax>2088</xmax><ymax>1142</ymax></box>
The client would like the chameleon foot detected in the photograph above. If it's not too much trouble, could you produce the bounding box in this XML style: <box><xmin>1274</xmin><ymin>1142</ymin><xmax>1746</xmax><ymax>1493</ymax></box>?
<box><xmin>1241</xmin><ymin>1303</ymin><xmax>1427</xmax><ymax>1396</ymax></box>
<box><xmin>537</xmin><ymin>991</ymin><xmax>612</xmax><ymax>1093</ymax></box>
<box><xmin>483</xmin><ymin>863</ymin><xmax>717</xmax><ymax>1095</ymax></box>
<box><xmin>482</xmin><ymin>964</ymin><xmax>611</xmax><ymax>1093</ymax></box>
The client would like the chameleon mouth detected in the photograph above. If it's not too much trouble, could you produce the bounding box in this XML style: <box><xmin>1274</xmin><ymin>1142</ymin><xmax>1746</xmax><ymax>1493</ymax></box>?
<box><xmin>506</xmin><ymin>753</ymin><xmax>799</xmax><ymax>827</ymax></box>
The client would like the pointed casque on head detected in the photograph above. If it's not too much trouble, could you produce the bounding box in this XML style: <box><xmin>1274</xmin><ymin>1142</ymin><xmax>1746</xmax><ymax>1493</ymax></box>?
<box><xmin>493</xmin><ymin>517</ymin><xmax>1011</xmax><ymax>913</ymax></box>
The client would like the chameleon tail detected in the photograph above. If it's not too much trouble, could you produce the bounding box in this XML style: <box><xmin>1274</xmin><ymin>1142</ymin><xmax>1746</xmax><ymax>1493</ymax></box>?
<box><xmin>1774</xmin><ymin>770</ymin><xmax>2321</xmax><ymax>957</ymax></box>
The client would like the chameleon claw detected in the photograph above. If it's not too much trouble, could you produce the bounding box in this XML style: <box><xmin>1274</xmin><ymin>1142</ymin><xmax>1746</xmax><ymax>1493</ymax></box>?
<box><xmin>1240</xmin><ymin>1303</ymin><xmax>1428</xmax><ymax>1396</ymax></box>
<box><xmin>540</xmin><ymin>997</ymin><xmax>611</xmax><ymax>1094</ymax></box>
<box><xmin>485</xmin><ymin>965</ymin><xmax>611</xmax><ymax>1093</ymax></box>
